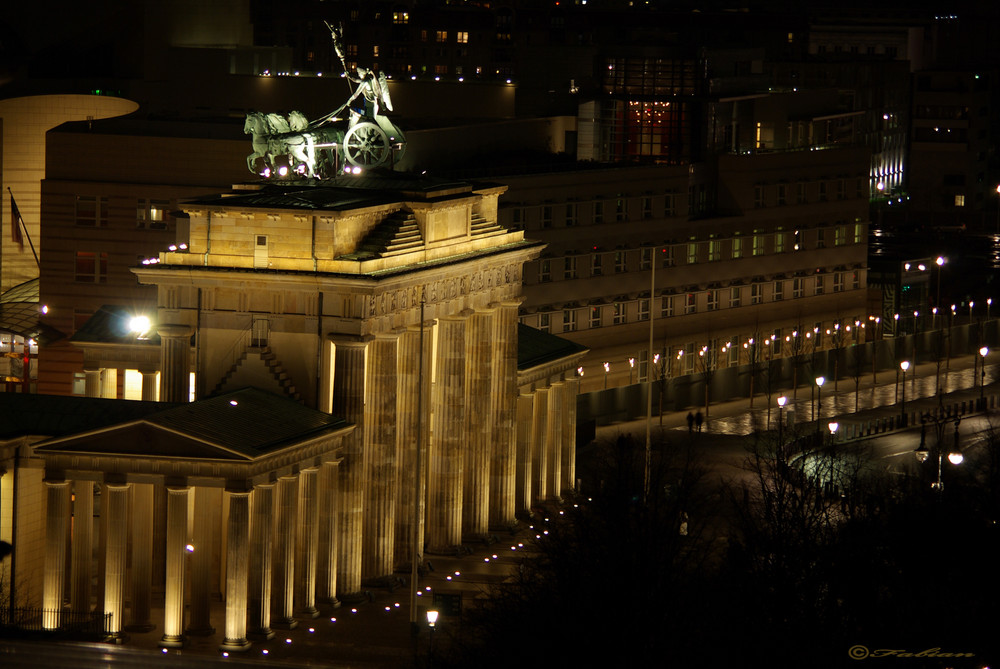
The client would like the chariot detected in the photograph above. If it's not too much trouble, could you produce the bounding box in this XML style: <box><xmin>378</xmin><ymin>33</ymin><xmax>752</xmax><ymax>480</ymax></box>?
<box><xmin>244</xmin><ymin>23</ymin><xmax>406</xmax><ymax>178</ymax></box>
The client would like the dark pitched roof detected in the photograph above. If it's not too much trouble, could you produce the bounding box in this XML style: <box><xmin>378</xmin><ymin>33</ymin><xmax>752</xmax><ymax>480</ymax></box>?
<box><xmin>0</xmin><ymin>393</ymin><xmax>172</xmax><ymax>440</ymax></box>
<box><xmin>70</xmin><ymin>304</ymin><xmax>163</xmax><ymax>345</ymax></box>
<box><xmin>0</xmin><ymin>279</ymin><xmax>64</xmax><ymax>344</ymax></box>
<box><xmin>27</xmin><ymin>388</ymin><xmax>351</xmax><ymax>461</ymax></box>
<box><xmin>517</xmin><ymin>323</ymin><xmax>588</xmax><ymax>371</ymax></box>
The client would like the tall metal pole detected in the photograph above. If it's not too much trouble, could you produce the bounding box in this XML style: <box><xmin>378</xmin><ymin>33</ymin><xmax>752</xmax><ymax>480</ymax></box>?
<box><xmin>409</xmin><ymin>291</ymin><xmax>425</xmax><ymax>626</ymax></box>
<box><xmin>644</xmin><ymin>247</ymin><xmax>656</xmax><ymax>501</ymax></box>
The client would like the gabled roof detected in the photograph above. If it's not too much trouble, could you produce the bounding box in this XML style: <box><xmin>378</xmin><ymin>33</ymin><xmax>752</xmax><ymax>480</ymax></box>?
<box><xmin>31</xmin><ymin>388</ymin><xmax>351</xmax><ymax>462</ymax></box>
<box><xmin>517</xmin><ymin>323</ymin><xmax>588</xmax><ymax>371</ymax></box>
<box><xmin>0</xmin><ymin>393</ymin><xmax>172</xmax><ymax>440</ymax></box>
<box><xmin>70</xmin><ymin>304</ymin><xmax>163</xmax><ymax>345</ymax></box>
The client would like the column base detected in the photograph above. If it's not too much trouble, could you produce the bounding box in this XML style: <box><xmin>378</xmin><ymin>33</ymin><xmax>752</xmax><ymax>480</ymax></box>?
<box><xmin>325</xmin><ymin>597</ymin><xmax>342</xmax><ymax>609</ymax></box>
<box><xmin>219</xmin><ymin>638</ymin><xmax>252</xmax><ymax>653</ymax></box>
<box><xmin>104</xmin><ymin>632</ymin><xmax>130</xmax><ymax>645</ymax></box>
<box><xmin>272</xmin><ymin>618</ymin><xmax>299</xmax><ymax>630</ymax></box>
<box><xmin>249</xmin><ymin>627</ymin><xmax>276</xmax><ymax>641</ymax></box>
<box><xmin>124</xmin><ymin>622</ymin><xmax>156</xmax><ymax>633</ymax></box>
<box><xmin>159</xmin><ymin>634</ymin><xmax>186</xmax><ymax>649</ymax></box>
<box><xmin>300</xmin><ymin>606</ymin><xmax>320</xmax><ymax>619</ymax></box>
<box><xmin>336</xmin><ymin>590</ymin><xmax>368</xmax><ymax>605</ymax></box>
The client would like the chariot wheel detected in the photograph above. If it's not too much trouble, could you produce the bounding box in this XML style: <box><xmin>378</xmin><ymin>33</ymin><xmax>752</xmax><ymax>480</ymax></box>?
<box><xmin>344</xmin><ymin>121</ymin><xmax>390</xmax><ymax>167</ymax></box>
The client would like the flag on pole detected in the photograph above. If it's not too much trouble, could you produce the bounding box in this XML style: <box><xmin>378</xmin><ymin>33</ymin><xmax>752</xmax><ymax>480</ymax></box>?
<box><xmin>10</xmin><ymin>192</ymin><xmax>24</xmax><ymax>250</ymax></box>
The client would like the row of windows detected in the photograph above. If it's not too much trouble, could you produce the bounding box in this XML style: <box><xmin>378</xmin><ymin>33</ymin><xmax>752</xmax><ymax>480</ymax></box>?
<box><xmin>754</xmin><ymin>178</ymin><xmax>867</xmax><ymax>208</ymax></box>
<box><xmin>530</xmin><ymin>272</ymin><xmax>862</xmax><ymax>333</ymax></box>
<box><xmin>76</xmin><ymin>197</ymin><xmax>170</xmax><ymax>230</ymax></box>
<box><xmin>536</xmin><ymin>229</ymin><xmax>864</xmax><ymax>282</ymax></box>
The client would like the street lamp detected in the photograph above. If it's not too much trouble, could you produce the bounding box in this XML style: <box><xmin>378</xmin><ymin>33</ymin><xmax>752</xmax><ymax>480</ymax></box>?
<box><xmin>426</xmin><ymin>609</ymin><xmax>439</xmax><ymax>653</ymax></box>
<box><xmin>628</xmin><ymin>357</ymin><xmax>635</xmax><ymax>384</ymax></box>
<box><xmin>814</xmin><ymin>376</ymin><xmax>825</xmax><ymax>429</ymax></box>
<box><xmin>828</xmin><ymin>421</ymin><xmax>839</xmax><ymax>446</ymax></box>
<box><xmin>900</xmin><ymin>360</ymin><xmax>910</xmax><ymax>426</ymax></box>
<box><xmin>915</xmin><ymin>417</ymin><xmax>963</xmax><ymax>491</ymax></box>
<box><xmin>603</xmin><ymin>361</ymin><xmax>610</xmax><ymax>389</ymax></box>
<box><xmin>979</xmin><ymin>346</ymin><xmax>989</xmax><ymax>404</ymax></box>
<box><xmin>777</xmin><ymin>395</ymin><xmax>787</xmax><ymax>457</ymax></box>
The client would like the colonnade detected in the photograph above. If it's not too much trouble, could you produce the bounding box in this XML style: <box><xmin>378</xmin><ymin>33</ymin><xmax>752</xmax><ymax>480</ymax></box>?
<box><xmin>40</xmin><ymin>463</ymin><xmax>340</xmax><ymax>652</ymax></box>
<box><xmin>516</xmin><ymin>377</ymin><xmax>579</xmax><ymax>511</ymax></box>
<box><xmin>329</xmin><ymin>301</ymin><xmax>522</xmax><ymax>591</ymax></box>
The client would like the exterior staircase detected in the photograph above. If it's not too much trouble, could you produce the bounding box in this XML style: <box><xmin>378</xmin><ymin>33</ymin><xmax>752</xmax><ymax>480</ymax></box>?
<box><xmin>470</xmin><ymin>212</ymin><xmax>504</xmax><ymax>237</ymax></box>
<box><xmin>339</xmin><ymin>211</ymin><xmax>424</xmax><ymax>260</ymax></box>
<box><xmin>209</xmin><ymin>345</ymin><xmax>302</xmax><ymax>402</ymax></box>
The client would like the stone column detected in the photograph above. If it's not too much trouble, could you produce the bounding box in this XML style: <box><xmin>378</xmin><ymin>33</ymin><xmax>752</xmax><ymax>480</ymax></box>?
<box><xmin>332</xmin><ymin>338</ymin><xmax>367</xmax><ymax>599</ymax></box>
<box><xmin>42</xmin><ymin>479</ymin><xmax>70</xmax><ymax>630</ymax></box>
<box><xmin>561</xmin><ymin>377</ymin><xmax>579</xmax><ymax>492</ymax></box>
<box><xmin>317</xmin><ymin>461</ymin><xmax>340</xmax><ymax>607</ymax></box>
<box><xmin>248</xmin><ymin>482</ymin><xmax>275</xmax><ymax>639</ymax></box>
<box><xmin>363</xmin><ymin>334</ymin><xmax>398</xmax><ymax>582</ymax></box>
<box><xmin>103</xmin><ymin>481</ymin><xmax>130</xmax><ymax>638</ymax></box>
<box><xmin>515</xmin><ymin>393</ymin><xmax>534</xmax><ymax>514</ymax></box>
<box><xmin>272</xmin><ymin>474</ymin><xmax>298</xmax><ymax>629</ymax></box>
<box><xmin>100</xmin><ymin>368</ymin><xmax>118</xmax><ymax>399</ymax></box>
<box><xmin>427</xmin><ymin>314</ymin><xmax>467</xmax><ymax>552</ymax></box>
<box><xmin>160</xmin><ymin>485</ymin><xmax>190</xmax><ymax>648</ymax></box>
<box><xmin>394</xmin><ymin>326</ymin><xmax>430</xmax><ymax>570</ymax></box>
<box><xmin>127</xmin><ymin>483</ymin><xmax>155</xmax><ymax>631</ymax></box>
<box><xmin>140</xmin><ymin>370</ymin><xmax>158</xmax><ymax>401</ymax></box>
<box><xmin>546</xmin><ymin>381</ymin><xmax>565</xmax><ymax>500</ymax></box>
<box><xmin>489</xmin><ymin>302</ymin><xmax>519</xmax><ymax>529</ymax></box>
<box><xmin>531</xmin><ymin>387</ymin><xmax>550</xmax><ymax>505</ymax></box>
<box><xmin>295</xmin><ymin>467</ymin><xmax>320</xmax><ymax>617</ymax></box>
<box><xmin>158</xmin><ymin>324</ymin><xmax>193</xmax><ymax>403</ymax></box>
<box><xmin>83</xmin><ymin>368</ymin><xmax>101</xmax><ymax>398</ymax></box>
<box><xmin>187</xmin><ymin>486</ymin><xmax>218</xmax><ymax>635</ymax></box>
<box><xmin>70</xmin><ymin>480</ymin><xmax>93</xmax><ymax>613</ymax></box>
<box><xmin>219</xmin><ymin>488</ymin><xmax>252</xmax><ymax>652</ymax></box>
<box><xmin>463</xmin><ymin>310</ymin><xmax>493</xmax><ymax>540</ymax></box>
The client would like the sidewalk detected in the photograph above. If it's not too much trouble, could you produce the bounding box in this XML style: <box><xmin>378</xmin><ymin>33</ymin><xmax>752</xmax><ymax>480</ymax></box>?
<box><xmin>595</xmin><ymin>353</ymin><xmax>998</xmax><ymax>441</ymax></box>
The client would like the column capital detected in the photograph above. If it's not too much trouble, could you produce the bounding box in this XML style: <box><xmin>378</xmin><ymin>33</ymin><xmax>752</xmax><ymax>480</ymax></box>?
<box><xmin>43</xmin><ymin>476</ymin><xmax>69</xmax><ymax>486</ymax></box>
<box><xmin>327</xmin><ymin>334</ymin><xmax>373</xmax><ymax>346</ymax></box>
<box><xmin>157</xmin><ymin>324</ymin><xmax>194</xmax><ymax>340</ymax></box>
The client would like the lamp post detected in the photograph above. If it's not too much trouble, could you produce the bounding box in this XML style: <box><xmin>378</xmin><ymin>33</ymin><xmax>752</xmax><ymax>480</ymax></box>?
<box><xmin>979</xmin><ymin>346</ymin><xmax>989</xmax><ymax>405</ymax></box>
<box><xmin>814</xmin><ymin>376</ymin><xmax>825</xmax><ymax>433</ymax></box>
<box><xmin>914</xmin><ymin>417</ymin><xmax>963</xmax><ymax>492</ymax></box>
<box><xmin>777</xmin><ymin>395</ymin><xmax>787</xmax><ymax>458</ymax></box>
<box><xmin>628</xmin><ymin>357</ymin><xmax>635</xmax><ymax>385</ymax></box>
<box><xmin>603</xmin><ymin>361</ymin><xmax>610</xmax><ymax>389</ymax></box>
<box><xmin>899</xmin><ymin>360</ymin><xmax>910</xmax><ymax>426</ymax></box>
<box><xmin>426</xmin><ymin>609</ymin><xmax>439</xmax><ymax>654</ymax></box>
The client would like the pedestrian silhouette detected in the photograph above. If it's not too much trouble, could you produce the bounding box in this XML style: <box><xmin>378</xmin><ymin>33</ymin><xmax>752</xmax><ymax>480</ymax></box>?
<box><xmin>695</xmin><ymin>410</ymin><xmax>704</xmax><ymax>432</ymax></box>
<box><xmin>686</xmin><ymin>412</ymin><xmax>694</xmax><ymax>432</ymax></box>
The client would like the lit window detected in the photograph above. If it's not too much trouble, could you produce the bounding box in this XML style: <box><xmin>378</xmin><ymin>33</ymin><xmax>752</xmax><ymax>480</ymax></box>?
<box><xmin>775</xmin><ymin>229</ymin><xmax>785</xmax><ymax>253</ymax></box>
<box><xmin>752</xmin><ymin>230</ymin><xmax>764</xmax><ymax>256</ymax></box>
<box><xmin>137</xmin><ymin>199</ymin><xmax>169</xmax><ymax>229</ymax></box>
<box><xmin>687</xmin><ymin>241</ymin><xmax>698</xmax><ymax>264</ymax></box>
<box><xmin>955</xmin><ymin>194</ymin><xmax>965</xmax><ymax>207</ymax></box>
<box><xmin>708</xmin><ymin>239</ymin><xmax>721</xmax><ymax>262</ymax></box>
<box><xmin>436</xmin><ymin>30</ymin><xmax>448</xmax><ymax>42</ymax></box>
<box><xmin>456</xmin><ymin>31</ymin><xmax>469</xmax><ymax>43</ymax></box>
<box><xmin>393</xmin><ymin>11</ymin><xmax>409</xmax><ymax>24</ymax></box>
<box><xmin>732</xmin><ymin>235</ymin><xmax>743</xmax><ymax>259</ymax></box>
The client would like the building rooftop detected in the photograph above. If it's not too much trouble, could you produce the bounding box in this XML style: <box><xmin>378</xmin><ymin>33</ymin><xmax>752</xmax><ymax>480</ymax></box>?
<box><xmin>517</xmin><ymin>323</ymin><xmax>588</xmax><ymax>371</ymax></box>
